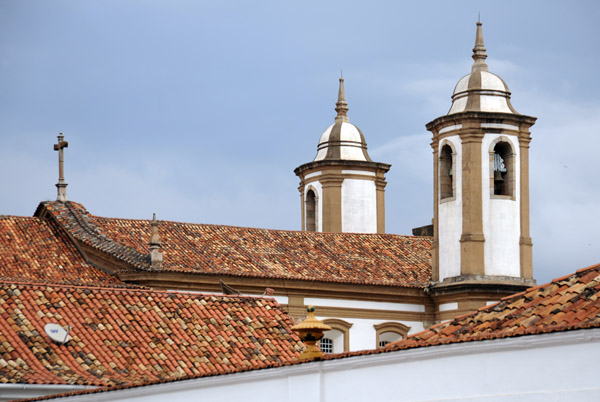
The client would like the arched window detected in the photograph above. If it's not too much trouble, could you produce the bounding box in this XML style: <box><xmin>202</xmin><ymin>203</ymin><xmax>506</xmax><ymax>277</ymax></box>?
<box><xmin>374</xmin><ymin>322</ymin><xmax>411</xmax><ymax>348</ymax></box>
<box><xmin>305</xmin><ymin>189</ymin><xmax>316</xmax><ymax>231</ymax></box>
<box><xmin>322</xmin><ymin>318</ymin><xmax>353</xmax><ymax>353</ymax></box>
<box><xmin>490</xmin><ymin>140</ymin><xmax>515</xmax><ymax>197</ymax></box>
<box><xmin>439</xmin><ymin>144</ymin><xmax>454</xmax><ymax>200</ymax></box>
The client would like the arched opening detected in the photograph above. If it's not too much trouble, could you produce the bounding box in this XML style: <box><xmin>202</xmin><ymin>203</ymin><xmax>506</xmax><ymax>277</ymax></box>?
<box><xmin>374</xmin><ymin>322</ymin><xmax>411</xmax><ymax>348</ymax></box>
<box><xmin>305</xmin><ymin>189</ymin><xmax>316</xmax><ymax>231</ymax></box>
<box><xmin>321</xmin><ymin>318</ymin><xmax>352</xmax><ymax>353</ymax></box>
<box><xmin>491</xmin><ymin>141</ymin><xmax>514</xmax><ymax>196</ymax></box>
<box><xmin>439</xmin><ymin>144</ymin><xmax>454</xmax><ymax>200</ymax></box>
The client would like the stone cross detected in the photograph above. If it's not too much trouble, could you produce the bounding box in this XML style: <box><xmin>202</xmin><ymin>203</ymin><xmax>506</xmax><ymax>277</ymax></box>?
<box><xmin>53</xmin><ymin>133</ymin><xmax>69</xmax><ymax>202</ymax></box>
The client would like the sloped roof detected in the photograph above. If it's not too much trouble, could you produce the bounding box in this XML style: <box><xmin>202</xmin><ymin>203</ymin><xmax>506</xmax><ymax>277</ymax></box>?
<box><xmin>39</xmin><ymin>201</ymin><xmax>432</xmax><ymax>288</ymax></box>
<box><xmin>0</xmin><ymin>216</ymin><xmax>122</xmax><ymax>287</ymax></box>
<box><xmin>388</xmin><ymin>262</ymin><xmax>600</xmax><ymax>348</ymax></box>
<box><xmin>0</xmin><ymin>282</ymin><xmax>303</xmax><ymax>387</ymax></box>
<box><xmin>18</xmin><ymin>263</ymin><xmax>600</xmax><ymax>401</ymax></box>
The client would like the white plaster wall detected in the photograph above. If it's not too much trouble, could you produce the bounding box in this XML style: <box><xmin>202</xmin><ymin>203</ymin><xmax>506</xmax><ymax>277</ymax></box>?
<box><xmin>76</xmin><ymin>329</ymin><xmax>600</xmax><ymax>402</ymax></box>
<box><xmin>341</xmin><ymin>178</ymin><xmax>376</xmax><ymax>233</ymax></box>
<box><xmin>304</xmin><ymin>181</ymin><xmax>323</xmax><ymax>232</ymax></box>
<box><xmin>438</xmin><ymin>135</ymin><xmax>462</xmax><ymax>281</ymax></box>
<box><xmin>481</xmin><ymin>134</ymin><xmax>520</xmax><ymax>277</ymax></box>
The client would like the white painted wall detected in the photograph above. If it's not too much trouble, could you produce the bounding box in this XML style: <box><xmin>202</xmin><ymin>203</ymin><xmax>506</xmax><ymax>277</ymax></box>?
<box><xmin>438</xmin><ymin>135</ymin><xmax>462</xmax><ymax>281</ymax></box>
<box><xmin>481</xmin><ymin>134</ymin><xmax>520</xmax><ymax>277</ymax></box>
<box><xmin>341</xmin><ymin>178</ymin><xmax>377</xmax><ymax>233</ymax></box>
<box><xmin>60</xmin><ymin>329</ymin><xmax>600</xmax><ymax>402</ymax></box>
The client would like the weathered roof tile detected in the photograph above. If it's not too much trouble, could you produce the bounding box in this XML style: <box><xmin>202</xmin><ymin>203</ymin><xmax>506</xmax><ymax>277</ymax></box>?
<box><xmin>40</xmin><ymin>201</ymin><xmax>432</xmax><ymax>288</ymax></box>
<box><xmin>0</xmin><ymin>216</ymin><xmax>122</xmax><ymax>287</ymax></box>
<box><xmin>0</xmin><ymin>282</ymin><xmax>303</xmax><ymax>386</ymax></box>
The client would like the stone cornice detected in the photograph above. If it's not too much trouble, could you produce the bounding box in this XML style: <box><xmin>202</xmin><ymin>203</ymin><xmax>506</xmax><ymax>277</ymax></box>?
<box><xmin>295</xmin><ymin>160</ymin><xmax>391</xmax><ymax>177</ymax></box>
<box><xmin>426</xmin><ymin>111</ymin><xmax>537</xmax><ymax>133</ymax></box>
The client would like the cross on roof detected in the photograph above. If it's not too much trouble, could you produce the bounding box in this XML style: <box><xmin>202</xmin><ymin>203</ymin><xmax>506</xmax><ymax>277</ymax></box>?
<box><xmin>54</xmin><ymin>133</ymin><xmax>69</xmax><ymax>202</ymax></box>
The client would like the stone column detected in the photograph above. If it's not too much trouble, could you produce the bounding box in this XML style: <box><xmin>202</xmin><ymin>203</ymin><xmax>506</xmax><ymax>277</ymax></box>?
<box><xmin>518</xmin><ymin>130</ymin><xmax>533</xmax><ymax>279</ymax></box>
<box><xmin>459</xmin><ymin>130</ymin><xmax>485</xmax><ymax>276</ymax></box>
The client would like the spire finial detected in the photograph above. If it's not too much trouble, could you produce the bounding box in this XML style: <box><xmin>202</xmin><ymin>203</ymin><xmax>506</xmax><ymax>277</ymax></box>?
<box><xmin>53</xmin><ymin>133</ymin><xmax>69</xmax><ymax>202</ymax></box>
<box><xmin>149</xmin><ymin>213</ymin><xmax>163</xmax><ymax>270</ymax></box>
<box><xmin>335</xmin><ymin>75</ymin><xmax>349</xmax><ymax>122</ymax></box>
<box><xmin>471</xmin><ymin>20</ymin><xmax>488</xmax><ymax>72</ymax></box>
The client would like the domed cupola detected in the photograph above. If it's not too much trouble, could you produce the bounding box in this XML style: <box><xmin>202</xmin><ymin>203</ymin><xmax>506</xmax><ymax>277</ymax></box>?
<box><xmin>314</xmin><ymin>78</ymin><xmax>372</xmax><ymax>162</ymax></box>
<box><xmin>295</xmin><ymin>77</ymin><xmax>390</xmax><ymax>234</ymax></box>
<box><xmin>448</xmin><ymin>21</ymin><xmax>518</xmax><ymax>115</ymax></box>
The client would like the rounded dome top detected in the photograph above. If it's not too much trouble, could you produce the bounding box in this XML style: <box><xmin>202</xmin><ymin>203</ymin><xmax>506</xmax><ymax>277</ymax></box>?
<box><xmin>313</xmin><ymin>77</ymin><xmax>372</xmax><ymax>162</ymax></box>
<box><xmin>447</xmin><ymin>21</ymin><xmax>518</xmax><ymax>115</ymax></box>
<box><xmin>448</xmin><ymin>70</ymin><xmax>517</xmax><ymax>115</ymax></box>
<box><xmin>314</xmin><ymin>121</ymin><xmax>371</xmax><ymax>162</ymax></box>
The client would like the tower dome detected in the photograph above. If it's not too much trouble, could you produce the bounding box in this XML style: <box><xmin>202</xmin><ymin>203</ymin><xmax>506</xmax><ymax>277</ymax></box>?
<box><xmin>448</xmin><ymin>22</ymin><xmax>518</xmax><ymax>115</ymax></box>
<box><xmin>314</xmin><ymin>78</ymin><xmax>372</xmax><ymax>162</ymax></box>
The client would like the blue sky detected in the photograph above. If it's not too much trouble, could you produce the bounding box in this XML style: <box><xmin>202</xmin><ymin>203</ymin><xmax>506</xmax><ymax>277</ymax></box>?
<box><xmin>1</xmin><ymin>1</ymin><xmax>599</xmax><ymax>284</ymax></box>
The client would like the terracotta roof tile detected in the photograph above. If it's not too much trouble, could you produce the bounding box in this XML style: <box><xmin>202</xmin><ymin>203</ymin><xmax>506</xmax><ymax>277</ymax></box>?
<box><xmin>0</xmin><ymin>282</ymin><xmax>303</xmax><ymax>386</ymax></box>
<box><xmin>40</xmin><ymin>201</ymin><xmax>432</xmax><ymax>288</ymax></box>
<box><xmin>387</xmin><ymin>262</ymin><xmax>600</xmax><ymax>348</ymax></box>
<box><xmin>0</xmin><ymin>216</ymin><xmax>122</xmax><ymax>287</ymax></box>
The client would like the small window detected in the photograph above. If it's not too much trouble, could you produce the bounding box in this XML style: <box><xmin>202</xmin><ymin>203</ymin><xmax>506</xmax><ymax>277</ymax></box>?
<box><xmin>374</xmin><ymin>322</ymin><xmax>410</xmax><ymax>348</ymax></box>
<box><xmin>491</xmin><ymin>141</ymin><xmax>514</xmax><ymax>197</ymax></box>
<box><xmin>440</xmin><ymin>144</ymin><xmax>454</xmax><ymax>200</ymax></box>
<box><xmin>320</xmin><ymin>337</ymin><xmax>333</xmax><ymax>353</ymax></box>
<box><xmin>305</xmin><ymin>189</ymin><xmax>316</xmax><ymax>231</ymax></box>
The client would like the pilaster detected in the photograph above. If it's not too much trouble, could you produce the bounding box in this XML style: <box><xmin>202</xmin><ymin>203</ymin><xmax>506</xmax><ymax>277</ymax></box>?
<box><xmin>459</xmin><ymin>130</ymin><xmax>485</xmax><ymax>276</ymax></box>
<box><xmin>518</xmin><ymin>129</ymin><xmax>533</xmax><ymax>279</ymax></box>
<box><xmin>320</xmin><ymin>174</ymin><xmax>343</xmax><ymax>232</ymax></box>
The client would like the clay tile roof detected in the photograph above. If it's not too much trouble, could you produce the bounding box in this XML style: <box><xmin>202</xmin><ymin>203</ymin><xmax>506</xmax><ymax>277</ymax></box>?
<box><xmin>0</xmin><ymin>282</ymin><xmax>303</xmax><ymax>386</ymax></box>
<box><xmin>40</xmin><ymin>201</ymin><xmax>432</xmax><ymax>288</ymax></box>
<box><xmin>0</xmin><ymin>215</ymin><xmax>122</xmax><ymax>287</ymax></box>
<box><xmin>387</xmin><ymin>262</ymin><xmax>600</xmax><ymax>349</ymax></box>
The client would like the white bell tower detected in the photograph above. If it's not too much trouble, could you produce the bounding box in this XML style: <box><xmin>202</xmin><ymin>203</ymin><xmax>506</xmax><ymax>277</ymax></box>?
<box><xmin>427</xmin><ymin>22</ymin><xmax>537</xmax><ymax>314</ymax></box>
<box><xmin>295</xmin><ymin>77</ymin><xmax>390</xmax><ymax>233</ymax></box>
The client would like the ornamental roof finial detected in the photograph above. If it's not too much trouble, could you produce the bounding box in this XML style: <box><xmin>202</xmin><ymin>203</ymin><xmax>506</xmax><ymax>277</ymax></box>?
<box><xmin>53</xmin><ymin>133</ymin><xmax>69</xmax><ymax>202</ymax></box>
<box><xmin>291</xmin><ymin>306</ymin><xmax>332</xmax><ymax>359</ymax></box>
<box><xmin>472</xmin><ymin>21</ymin><xmax>489</xmax><ymax>72</ymax></box>
<box><xmin>334</xmin><ymin>75</ymin><xmax>349</xmax><ymax>123</ymax></box>
<box><xmin>149</xmin><ymin>213</ymin><xmax>163</xmax><ymax>270</ymax></box>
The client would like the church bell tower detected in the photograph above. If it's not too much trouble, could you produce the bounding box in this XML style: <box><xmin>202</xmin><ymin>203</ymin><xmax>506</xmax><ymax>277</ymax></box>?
<box><xmin>427</xmin><ymin>22</ymin><xmax>537</xmax><ymax>315</ymax></box>
<box><xmin>294</xmin><ymin>78</ymin><xmax>390</xmax><ymax>233</ymax></box>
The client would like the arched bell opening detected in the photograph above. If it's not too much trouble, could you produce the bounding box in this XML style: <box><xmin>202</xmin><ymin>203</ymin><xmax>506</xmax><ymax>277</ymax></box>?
<box><xmin>491</xmin><ymin>141</ymin><xmax>515</xmax><ymax>197</ymax></box>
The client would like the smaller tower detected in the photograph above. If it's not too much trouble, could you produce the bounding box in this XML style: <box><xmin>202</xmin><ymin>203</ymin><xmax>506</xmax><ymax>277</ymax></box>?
<box><xmin>294</xmin><ymin>78</ymin><xmax>390</xmax><ymax>233</ymax></box>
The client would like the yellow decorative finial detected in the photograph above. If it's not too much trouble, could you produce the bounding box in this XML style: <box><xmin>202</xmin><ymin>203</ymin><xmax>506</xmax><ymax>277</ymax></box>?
<box><xmin>291</xmin><ymin>306</ymin><xmax>332</xmax><ymax>359</ymax></box>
